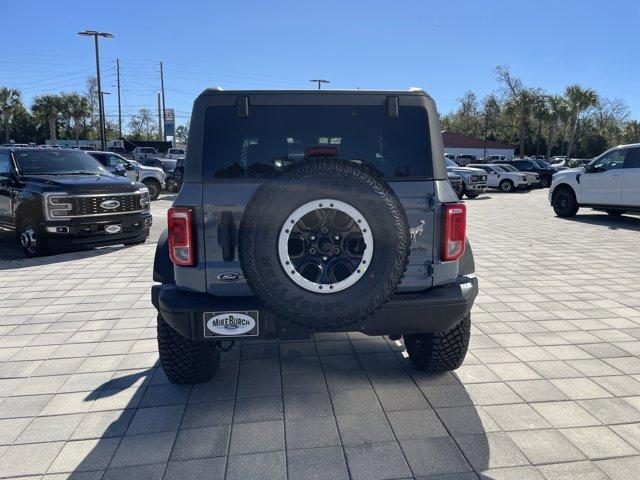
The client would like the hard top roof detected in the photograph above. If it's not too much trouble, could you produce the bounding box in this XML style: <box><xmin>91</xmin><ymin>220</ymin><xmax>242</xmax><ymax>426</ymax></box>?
<box><xmin>197</xmin><ymin>88</ymin><xmax>431</xmax><ymax>99</ymax></box>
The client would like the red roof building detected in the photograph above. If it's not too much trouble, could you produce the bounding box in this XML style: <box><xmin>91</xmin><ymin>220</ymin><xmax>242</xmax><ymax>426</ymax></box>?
<box><xmin>442</xmin><ymin>132</ymin><xmax>515</xmax><ymax>159</ymax></box>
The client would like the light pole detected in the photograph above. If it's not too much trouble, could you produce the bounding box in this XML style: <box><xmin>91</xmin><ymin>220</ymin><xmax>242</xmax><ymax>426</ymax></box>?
<box><xmin>78</xmin><ymin>30</ymin><xmax>114</xmax><ymax>150</ymax></box>
<box><xmin>309</xmin><ymin>79</ymin><xmax>330</xmax><ymax>90</ymax></box>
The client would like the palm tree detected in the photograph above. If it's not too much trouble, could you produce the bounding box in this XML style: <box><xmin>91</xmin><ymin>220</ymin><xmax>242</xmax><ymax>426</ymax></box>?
<box><xmin>503</xmin><ymin>89</ymin><xmax>536</xmax><ymax>157</ymax></box>
<box><xmin>565</xmin><ymin>85</ymin><xmax>598</xmax><ymax>159</ymax></box>
<box><xmin>532</xmin><ymin>95</ymin><xmax>550</xmax><ymax>157</ymax></box>
<box><xmin>32</xmin><ymin>94</ymin><xmax>64</xmax><ymax>142</ymax></box>
<box><xmin>624</xmin><ymin>120</ymin><xmax>640</xmax><ymax>144</ymax></box>
<box><xmin>0</xmin><ymin>87</ymin><xmax>22</xmax><ymax>143</ymax></box>
<box><xmin>545</xmin><ymin>95</ymin><xmax>567</xmax><ymax>159</ymax></box>
<box><xmin>494</xmin><ymin>66</ymin><xmax>538</xmax><ymax>157</ymax></box>
<box><xmin>62</xmin><ymin>93</ymin><xmax>91</xmax><ymax>145</ymax></box>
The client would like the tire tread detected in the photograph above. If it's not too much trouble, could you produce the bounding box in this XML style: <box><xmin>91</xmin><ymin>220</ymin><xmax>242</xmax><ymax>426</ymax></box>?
<box><xmin>405</xmin><ymin>314</ymin><xmax>471</xmax><ymax>372</ymax></box>
<box><xmin>157</xmin><ymin>314</ymin><xmax>220</xmax><ymax>384</ymax></box>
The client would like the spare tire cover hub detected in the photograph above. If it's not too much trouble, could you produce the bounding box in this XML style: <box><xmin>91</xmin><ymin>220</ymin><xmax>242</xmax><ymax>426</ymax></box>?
<box><xmin>278</xmin><ymin>199</ymin><xmax>374</xmax><ymax>293</ymax></box>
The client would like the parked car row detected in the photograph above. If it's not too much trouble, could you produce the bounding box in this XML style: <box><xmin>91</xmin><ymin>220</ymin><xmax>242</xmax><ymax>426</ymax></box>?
<box><xmin>445</xmin><ymin>155</ymin><xmax>560</xmax><ymax>198</ymax></box>
<box><xmin>492</xmin><ymin>158</ymin><xmax>556</xmax><ymax>188</ymax></box>
<box><xmin>468</xmin><ymin>164</ymin><xmax>528</xmax><ymax>192</ymax></box>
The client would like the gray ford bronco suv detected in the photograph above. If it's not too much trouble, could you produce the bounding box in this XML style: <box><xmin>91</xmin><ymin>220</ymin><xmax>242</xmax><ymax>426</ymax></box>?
<box><xmin>151</xmin><ymin>89</ymin><xmax>478</xmax><ymax>383</ymax></box>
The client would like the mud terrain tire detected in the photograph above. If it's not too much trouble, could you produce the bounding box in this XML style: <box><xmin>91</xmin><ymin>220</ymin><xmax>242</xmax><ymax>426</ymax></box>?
<box><xmin>157</xmin><ymin>314</ymin><xmax>220</xmax><ymax>383</ymax></box>
<box><xmin>404</xmin><ymin>314</ymin><xmax>471</xmax><ymax>372</ymax></box>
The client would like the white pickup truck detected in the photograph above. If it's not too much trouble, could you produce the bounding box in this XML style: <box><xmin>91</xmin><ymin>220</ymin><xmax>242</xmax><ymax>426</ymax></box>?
<box><xmin>166</xmin><ymin>148</ymin><xmax>186</xmax><ymax>160</ymax></box>
<box><xmin>469</xmin><ymin>164</ymin><xmax>528</xmax><ymax>192</ymax></box>
<box><xmin>549</xmin><ymin>144</ymin><xmax>640</xmax><ymax>217</ymax></box>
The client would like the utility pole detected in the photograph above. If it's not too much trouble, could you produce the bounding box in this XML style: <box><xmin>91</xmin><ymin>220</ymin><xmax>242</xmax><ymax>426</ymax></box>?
<box><xmin>78</xmin><ymin>30</ymin><xmax>114</xmax><ymax>150</ymax></box>
<box><xmin>160</xmin><ymin>61</ymin><xmax>166</xmax><ymax>141</ymax></box>
<box><xmin>309</xmin><ymin>79</ymin><xmax>330</xmax><ymax>90</ymax></box>
<box><xmin>101</xmin><ymin>92</ymin><xmax>111</xmax><ymax>145</ymax></box>
<box><xmin>116</xmin><ymin>58</ymin><xmax>122</xmax><ymax>138</ymax></box>
<box><xmin>483</xmin><ymin>113</ymin><xmax>489</xmax><ymax>159</ymax></box>
<box><xmin>157</xmin><ymin>93</ymin><xmax>163</xmax><ymax>141</ymax></box>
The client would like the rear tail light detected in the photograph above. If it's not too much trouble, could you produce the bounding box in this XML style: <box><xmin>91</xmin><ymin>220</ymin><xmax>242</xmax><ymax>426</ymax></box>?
<box><xmin>168</xmin><ymin>207</ymin><xmax>195</xmax><ymax>266</ymax></box>
<box><xmin>442</xmin><ymin>203</ymin><xmax>466</xmax><ymax>261</ymax></box>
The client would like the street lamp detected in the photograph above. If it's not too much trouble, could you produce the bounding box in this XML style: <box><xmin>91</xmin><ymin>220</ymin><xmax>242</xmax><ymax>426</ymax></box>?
<box><xmin>78</xmin><ymin>30</ymin><xmax>114</xmax><ymax>150</ymax></box>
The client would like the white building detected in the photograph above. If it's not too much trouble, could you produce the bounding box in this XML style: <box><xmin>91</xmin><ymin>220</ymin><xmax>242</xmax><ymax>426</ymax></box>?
<box><xmin>443</xmin><ymin>132</ymin><xmax>515</xmax><ymax>159</ymax></box>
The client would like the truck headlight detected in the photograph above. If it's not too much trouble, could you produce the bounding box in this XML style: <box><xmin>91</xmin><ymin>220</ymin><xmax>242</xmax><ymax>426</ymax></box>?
<box><xmin>139</xmin><ymin>187</ymin><xmax>151</xmax><ymax>209</ymax></box>
<box><xmin>44</xmin><ymin>193</ymin><xmax>72</xmax><ymax>220</ymax></box>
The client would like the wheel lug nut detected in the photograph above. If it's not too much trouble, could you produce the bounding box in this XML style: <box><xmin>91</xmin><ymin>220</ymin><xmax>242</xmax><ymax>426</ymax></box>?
<box><xmin>310</xmin><ymin>248</ymin><xmax>317</xmax><ymax>254</ymax></box>
<box><xmin>321</xmin><ymin>227</ymin><xmax>328</xmax><ymax>234</ymax></box>
<box><xmin>333</xmin><ymin>248</ymin><xmax>340</xmax><ymax>254</ymax></box>
<box><xmin>333</xmin><ymin>235</ymin><xmax>340</xmax><ymax>241</ymax></box>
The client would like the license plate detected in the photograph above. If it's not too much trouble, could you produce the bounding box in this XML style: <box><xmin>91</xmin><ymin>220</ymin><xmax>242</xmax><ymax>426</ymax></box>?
<box><xmin>203</xmin><ymin>311</ymin><xmax>259</xmax><ymax>338</ymax></box>
<box><xmin>104</xmin><ymin>224</ymin><xmax>122</xmax><ymax>234</ymax></box>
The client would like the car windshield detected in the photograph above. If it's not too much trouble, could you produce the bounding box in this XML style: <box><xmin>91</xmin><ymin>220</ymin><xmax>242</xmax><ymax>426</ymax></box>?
<box><xmin>203</xmin><ymin>104</ymin><xmax>433</xmax><ymax>179</ymax></box>
<box><xmin>533</xmin><ymin>159</ymin><xmax>550</xmax><ymax>168</ymax></box>
<box><xmin>14</xmin><ymin>150</ymin><xmax>110</xmax><ymax>176</ymax></box>
<box><xmin>499</xmin><ymin>164</ymin><xmax>518</xmax><ymax>172</ymax></box>
<box><xmin>492</xmin><ymin>165</ymin><xmax>507</xmax><ymax>172</ymax></box>
<box><xmin>446</xmin><ymin>159</ymin><xmax>458</xmax><ymax>168</ymax></box>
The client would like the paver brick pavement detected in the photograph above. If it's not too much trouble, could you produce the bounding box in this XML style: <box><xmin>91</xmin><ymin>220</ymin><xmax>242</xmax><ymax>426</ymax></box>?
<box><xmin>0</xmin><ymin>190</ymin><xmax>639</xmax><ymax>478</ymax></box>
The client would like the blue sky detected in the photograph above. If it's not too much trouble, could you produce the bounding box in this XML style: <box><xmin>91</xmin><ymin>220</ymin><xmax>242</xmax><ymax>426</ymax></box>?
<box><xmin>3</xmin><ymin>0</ymin><xmax>639</xmax><ymax>127</ymax></box>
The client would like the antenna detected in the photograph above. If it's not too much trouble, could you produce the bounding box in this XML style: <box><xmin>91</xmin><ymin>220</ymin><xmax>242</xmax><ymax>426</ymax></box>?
<box><xmin>309</xmin><ymin>79</ymin><xmax>330</xmax><ymax>90</ymax></box>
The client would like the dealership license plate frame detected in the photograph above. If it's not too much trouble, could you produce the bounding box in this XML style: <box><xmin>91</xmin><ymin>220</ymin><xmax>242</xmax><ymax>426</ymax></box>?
<box><xmin>202</xmin><ymin>310</ymin><xmax>260</xmax><ymax>338</ymax></box>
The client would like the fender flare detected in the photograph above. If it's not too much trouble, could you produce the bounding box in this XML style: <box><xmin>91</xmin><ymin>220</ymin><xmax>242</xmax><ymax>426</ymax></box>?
<box><xmin>552</xmin><ymin>183</ymin><xmax>578</xmax><ymax>203</ymax></box>
<box><xmin>153</xmin><ymin>229</ymin><xmax>175</xmax><ymax>284</ymax></box>
<box><xmin>459</xmin><ymin>238</ymin><xmax>475</xmax><ymax>276</ymax></box>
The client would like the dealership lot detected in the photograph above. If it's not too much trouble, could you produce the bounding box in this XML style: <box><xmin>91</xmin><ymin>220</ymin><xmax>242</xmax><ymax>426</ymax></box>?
<box><xmin>0</xmin><ymin>189</ymin><xmax>639</xmax><ymax>479</ymax></box>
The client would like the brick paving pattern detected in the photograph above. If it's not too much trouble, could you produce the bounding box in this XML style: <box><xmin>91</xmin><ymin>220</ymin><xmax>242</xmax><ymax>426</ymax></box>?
<box><xmin>0</xmin><ymin>189</ymin><xmax>639</xmax><ymax>479</ymax></box>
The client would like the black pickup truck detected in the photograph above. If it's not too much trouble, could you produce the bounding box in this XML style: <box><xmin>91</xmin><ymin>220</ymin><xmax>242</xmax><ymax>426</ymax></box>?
<box><xmin>0</xmin><ymin>147</ymin><xmax>152</xmax><ymax>257</ymax></box>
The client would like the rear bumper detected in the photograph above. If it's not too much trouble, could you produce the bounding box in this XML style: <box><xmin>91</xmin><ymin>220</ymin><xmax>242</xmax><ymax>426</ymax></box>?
<box><xmin>151</xmin><ymin>276</ymin><xmax>478</xmax><ymax>341</ymax></box>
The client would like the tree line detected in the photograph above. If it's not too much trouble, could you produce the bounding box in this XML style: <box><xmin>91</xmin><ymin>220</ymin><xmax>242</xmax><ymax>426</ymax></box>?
<box><xmin>0</xmin><ymin>77</ymin><xmax>189</xmax><ymax>145</ymax></box>
<box><xmin>442</xmin><ymin>65</ymin><xmax>640</xmax><ymax>159</ymax></box>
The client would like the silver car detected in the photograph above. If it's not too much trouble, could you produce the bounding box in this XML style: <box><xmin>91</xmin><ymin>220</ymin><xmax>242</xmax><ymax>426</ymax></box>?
<box><xmin>89</xmin><ymin>151</ymin><xmax>166</xmax><ymax>200</ymax></box>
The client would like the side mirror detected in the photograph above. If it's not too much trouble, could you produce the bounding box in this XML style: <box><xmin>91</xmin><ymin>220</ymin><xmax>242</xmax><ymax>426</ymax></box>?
<box><xmin>114</xmin><ymin>164</ymin><xmax>127</xmax><ymax>176</ymax></box>
<box><xmin>124</xmin><ymin>162</ymin><xmax>134</xmax><ymax>171</ymax></box>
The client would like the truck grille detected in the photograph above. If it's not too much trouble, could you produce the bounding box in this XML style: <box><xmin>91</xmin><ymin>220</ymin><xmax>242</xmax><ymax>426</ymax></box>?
<box><xmin>71</xmin><ymin>194</ymin><xmax>143</xmax><ymax>216</ymax></box>
<box><xmin>470</xmin><ymin>175</ymin><xmax>487</xmax><ymax>182</ymax></box>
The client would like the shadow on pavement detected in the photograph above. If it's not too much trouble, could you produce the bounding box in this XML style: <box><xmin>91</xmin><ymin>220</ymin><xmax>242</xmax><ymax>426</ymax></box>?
<box><xmin>0</xmin><ymin>238</ymin><xmax>134</xmax><ymax>270</ymax></box>
<box><xmin>566</xmin><ymin>212</ymin><xmax>640</xmax><ymax>232</ymax></box>
<box><xmin>67</xmin><ymin>346</ymin><xmax>494</xmax><ymax>478</ymax></box>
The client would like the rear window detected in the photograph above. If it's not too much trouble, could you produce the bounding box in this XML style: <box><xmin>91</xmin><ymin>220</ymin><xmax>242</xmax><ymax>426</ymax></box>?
<box><xmin>202</xmin><ymin>105</ymin><xmax>432</xmax><ymax>180</ymax></box>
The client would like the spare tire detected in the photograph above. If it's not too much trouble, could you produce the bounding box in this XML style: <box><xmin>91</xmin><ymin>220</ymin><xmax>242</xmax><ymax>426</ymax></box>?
<box><xmin>239</xmin><ymin>158</ymin><xmax>410</xmax><ymax>329</ymax></box>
